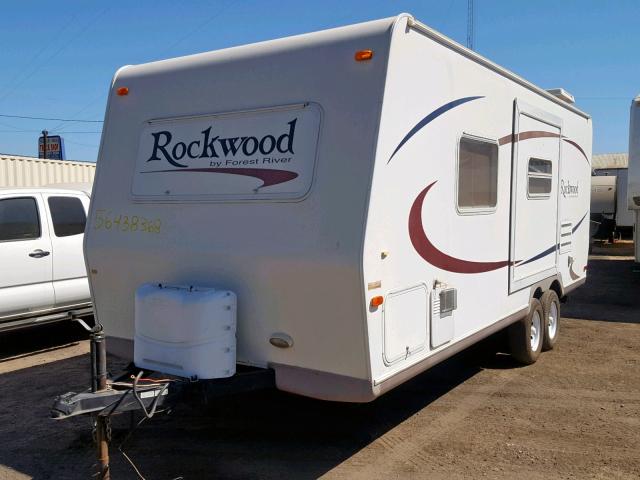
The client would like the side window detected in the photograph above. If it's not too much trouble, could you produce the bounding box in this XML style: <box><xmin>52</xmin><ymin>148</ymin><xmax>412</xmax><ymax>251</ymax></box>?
<box><xmin>527</xmin><ymin>158</ymin><xmax>553</xmax><ymax>198</ymax></box>
<box><xmin>0</xmin><ymin>197</ymin><xmax>41</xmax><ymax>241</ymax></box>
<box><xmin>48</xmin><ymin>197</ymin><xmax>87</xmax><ymax>237</ymax></box>
<box><xmin>457</xmin><ymin>136</ymin><xmax>498</xmax><ymax>211</ymax></box>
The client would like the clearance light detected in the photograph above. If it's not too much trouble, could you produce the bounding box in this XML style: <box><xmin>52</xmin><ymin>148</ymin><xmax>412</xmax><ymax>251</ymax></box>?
<box><xmin>116</xmin><ymin>87</ymin><xmax>129</xmax><ymax>96</ymax></box>
<box><xmin>370</xmin><ymin>295</ymin><xmax>384</xmax><ymax>308</ymax></box>
<box><xmin>355</xmin><ymin>49</ymin><xmax>373</xmax><ymax>61</ymax></box>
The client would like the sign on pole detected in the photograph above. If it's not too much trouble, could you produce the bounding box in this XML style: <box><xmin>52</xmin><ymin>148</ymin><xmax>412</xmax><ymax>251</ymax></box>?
<box><xmin>38</xmin><ymin>135</ymin><xmax>65</xmax><ymax>160</ymax></box>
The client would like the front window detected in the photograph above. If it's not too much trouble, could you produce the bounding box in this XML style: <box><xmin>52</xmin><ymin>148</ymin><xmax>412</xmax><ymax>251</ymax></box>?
<box><xmin>457</xmin><ymin>136</ymin><xmax>498</xmax><ymax>211</ymax></box>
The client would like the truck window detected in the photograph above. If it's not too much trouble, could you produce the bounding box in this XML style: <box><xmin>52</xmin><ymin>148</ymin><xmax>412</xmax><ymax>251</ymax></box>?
<box><xmin>527</xmin><ymin>158</ymin><xmax>553</xmax><ymax>197</ymax></box>
<box><xmin>48</xmin><ymin>196</ymin><xmax>87</xmax><ymax>237</ymax></box>
<box><xmin>0</xmin><ymin>197</ymin><xmax>41</xmax><ymax>241</ymax></box>
<box><xmin>457</xmin><ymin>136</ymin><xmax>498</xmax><ymax>211</ymax></box>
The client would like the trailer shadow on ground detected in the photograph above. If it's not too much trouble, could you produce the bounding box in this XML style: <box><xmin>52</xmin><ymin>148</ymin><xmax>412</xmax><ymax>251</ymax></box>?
<box><xmin>1</xmin><ymin>255</ymin><xmax>638</xmax><ymax>479</ymax></box>
<box><xmin>114</xmin><ymin>340</ymin><xmax>514</xmax><ymax>480</ymax></box>
<box><xmin>563</xmin><ymin>255</ymin><xmax>640</xmax><ymax>324</ymax></box>
<box><xmin>0</xmin><ymin>326</ymin><xmax>512</xmax><ymax>480</ymax></box>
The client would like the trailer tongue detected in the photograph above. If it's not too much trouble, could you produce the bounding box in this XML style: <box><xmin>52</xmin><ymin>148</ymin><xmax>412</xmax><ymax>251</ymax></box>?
<box><xmin>51</xmin><ymin>320</ymin><xmax>275</xmax><ymax>479</ymax></box>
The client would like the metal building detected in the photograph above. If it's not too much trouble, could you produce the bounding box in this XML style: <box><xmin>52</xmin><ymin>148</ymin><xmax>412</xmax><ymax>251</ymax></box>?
<box><xmin>0</xmin><ymin>153</ymin><xmax>95</xmax><ymax>188</ymax></box>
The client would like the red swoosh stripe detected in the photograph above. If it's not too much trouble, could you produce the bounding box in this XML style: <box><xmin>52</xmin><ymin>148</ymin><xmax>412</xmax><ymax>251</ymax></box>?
<box><xmin>498</xmin><ymin>130</ymin><xmax>589</xmax><ymax>164</ymax></box>
<box><xmin>141</xmin><ymin>167</ymin><xmax>298</xmax><ymax>188</ymax></box>
<box><xmin>561</xmin><ymin>138</ymin><xmax>589</xmax><ymax>164</ymax></box>
<box><xmin>498</xmin><ymin>130</ymin><xmax>560</xmax><ymax>145</ymax></box>
<box><xmin>409</xmin><ymin>181</ymin><xmax>512</xmax><ymax>273</ymax></box>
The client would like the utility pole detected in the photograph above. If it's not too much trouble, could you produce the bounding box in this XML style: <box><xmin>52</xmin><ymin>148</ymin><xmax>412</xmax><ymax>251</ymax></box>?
<box><xmin>467</xmin><ymin>0</ymin><xmax>475</xmax><ymax>50</ymax></box>
<box><xmin>41</xmin><ymin>130</ymin><xmax>48</xmax><ymax>159</ymax></box>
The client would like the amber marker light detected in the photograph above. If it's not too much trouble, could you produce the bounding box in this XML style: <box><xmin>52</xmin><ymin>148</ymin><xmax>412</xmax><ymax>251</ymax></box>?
<box><xmin>370</xmin><ymin>295</ymin><xmax>384</xmax><ymax>308</ymax></box>
<box><xmin>355</xmin><ymin>49</ymin><xmax>373</xmax><ymax>61</ymax></box>
<box><xmin>116</xmin><ymin>87</ymin><xmax>129</xmax><ymax>96</ymax></box>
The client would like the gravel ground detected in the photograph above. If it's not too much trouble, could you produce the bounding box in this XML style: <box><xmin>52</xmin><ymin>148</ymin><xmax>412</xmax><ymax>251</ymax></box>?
<box><xmin>0</xmin><ymin>255</ymin><xmax>638</xmax><ymax>479</ymax></box>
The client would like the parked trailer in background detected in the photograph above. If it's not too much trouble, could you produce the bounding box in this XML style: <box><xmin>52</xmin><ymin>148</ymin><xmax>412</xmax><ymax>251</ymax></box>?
<box><xmin>591</xmin><ymin>153</ymin><xmax>633</xmax><ymax>238</ymax></box>
<box><xmin>84</xmin><ymin>14</ymin><xmax>592</xmax><ymax>402</ymax></box>
<box><xmin>628</xmin><ymin>95</ymin><xmax>640</xmax><ymax>262</ymax></box>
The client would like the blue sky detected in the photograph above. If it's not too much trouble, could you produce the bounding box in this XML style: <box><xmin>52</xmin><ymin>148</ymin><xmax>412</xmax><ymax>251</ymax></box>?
<box><xmin>1</xmin><ymin>0</ymin><xmax>638</xmax><ymax>161</ymax></box>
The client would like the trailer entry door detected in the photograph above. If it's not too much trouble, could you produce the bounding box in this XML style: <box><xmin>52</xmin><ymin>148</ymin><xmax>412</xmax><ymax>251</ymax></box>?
<box><xmin>509</xmin><ymin>102</ymin><xmax>562</xmax><ymax>293</ymax></box>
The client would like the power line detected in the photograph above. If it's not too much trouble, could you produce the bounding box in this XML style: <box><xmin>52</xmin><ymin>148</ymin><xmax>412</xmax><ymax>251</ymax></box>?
<box><xmin>63</xmin><ymin>138</ymin><xmax>100</xmax><ymax>148</ymax></box>
<box><xmin>0</xmin><ymin>113</ymin><xmax>102</xmax><ymax>122</ymax></box>
<box><xmin>0</xmin><ymin>130</ymin><xmax>101</xmax><ymax>133</ymax></box>
<box><xmin>467</xmin><ymin>0</ymin><xmax>475</xmax><ymax>50</ymax></box>
<box><xmin>0</xmin><ymin>7</ymin><xmax>110</xmax><ymax>104</ymax></box>
<box><xmin>56</xmin><ymin>2</ymin><xmax>238</xmax><ymax>134</ymax></box>
<box><xmin>0</xmin><ymin>14</ymin><xmax>77</xmax><ymax>105</ymax></box>
<box><xmin>51</xmin><ymin>92</ymin><xmax>106</xmax><ymax>133</ymax></box>
<box><xmin>163</xmin><ymin>0</ymin><xmax>238</xmax><ymax>55</ymax></box>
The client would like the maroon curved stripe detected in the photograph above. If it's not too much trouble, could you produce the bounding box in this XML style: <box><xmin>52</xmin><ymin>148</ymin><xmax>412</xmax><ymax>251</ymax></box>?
<box><xmin>141</xmin><ymin>167</ymin><xmax>298</xmax><ymax>188</ymax></box>
<box><xmin>498</xmin><ymin>130</ymin><xmax>560</xmax><ymax>145</ymax></box>
<box><xmin>569</xmin><ymin>263</ymin><xmax>581</xmax><ymax>281</ymax></box>
<box><xmin>498</xmin><ymin>130</ymin><xmax>589</xmax><ymax>164</ymax></box>
<box><xmin>561</xmin><ymin>138</ymin><xmax>590</xmax><ymax>163</ymax></box>
<box><xmin>409</xmin><ymin>181</ymin><xmax>512</xmax><ymax>273</ymax></box>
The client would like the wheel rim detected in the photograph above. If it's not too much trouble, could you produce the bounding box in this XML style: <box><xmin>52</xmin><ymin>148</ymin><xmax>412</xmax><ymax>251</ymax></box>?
<box><xmin>548</xmin><ymin>302</ymin><xmax>558</xmax><ymax>340</ymax></box>
<box><xmin>530</xmin><ymin>310</ymin><xmax>542</xmax><ymax>351</ymax></box>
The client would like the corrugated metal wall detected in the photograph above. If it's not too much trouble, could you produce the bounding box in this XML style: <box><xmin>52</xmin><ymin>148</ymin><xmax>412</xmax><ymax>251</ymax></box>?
<box><xmin>0</xmin><ymin>154</ymin><xmax>96</xmax><ymax>187</ymax></box>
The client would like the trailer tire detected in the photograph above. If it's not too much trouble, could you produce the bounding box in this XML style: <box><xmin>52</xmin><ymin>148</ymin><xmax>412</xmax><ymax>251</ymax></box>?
<box><xmin>508</xmin><ymin>298</ymin><xmax>544</xmax><ymax>365</ymax></box>
<box><xmin>540</xmin><ymin>290</ymin><xmax>560</xmax><ymax>351</ymax></box>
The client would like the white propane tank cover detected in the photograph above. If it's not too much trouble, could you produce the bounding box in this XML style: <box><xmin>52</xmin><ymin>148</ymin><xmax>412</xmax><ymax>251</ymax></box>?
<box><xmin>134</xmin><ymin>283</ymin><xmax>237</xmax><ymax>379</ymax></box>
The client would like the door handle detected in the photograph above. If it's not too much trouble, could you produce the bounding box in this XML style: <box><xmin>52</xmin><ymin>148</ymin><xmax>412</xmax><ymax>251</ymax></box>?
<box><xmin>29</xmin><ymin>249</ymin><xmax>50</xmax><ymax>258</ymax></box>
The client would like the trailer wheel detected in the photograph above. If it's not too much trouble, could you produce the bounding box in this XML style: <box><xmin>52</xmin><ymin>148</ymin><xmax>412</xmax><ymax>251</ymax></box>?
<box><xmin>508</xmin><ymin>298</ymin><xmax>544</xmax><ymax>365</ymax></box>
<box><xmin>540</xmin><ymin>290</ymin><xmax>560</xmax><ymax>351</ymax></box>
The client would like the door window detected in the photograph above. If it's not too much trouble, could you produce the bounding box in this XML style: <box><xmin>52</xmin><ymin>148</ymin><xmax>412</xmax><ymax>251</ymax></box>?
<box><xmin>527</xmin><ymin>158</ymin><xmax>553</xmax><ymax>198</ymax></box>
<box><xmin>0</xmin><ymin>197</ymin><xmax>41</xmax><ymax>241</ymax></box>
<box><xmin>48</xmin><ymin>196</ymin><xmax>87</xmax><ymax>237</ymax></box>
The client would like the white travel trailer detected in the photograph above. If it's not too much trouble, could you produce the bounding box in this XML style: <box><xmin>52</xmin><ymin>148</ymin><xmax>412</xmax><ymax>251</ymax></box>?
<box><xmin>628</xmin><ymin>95</ymin><xmax>640</xmax><ymax>262</ymax></box>
<box><xmin>86</xmin><ymin>14</ymin><xmax>592</xmax><ymax>402</ymax></box>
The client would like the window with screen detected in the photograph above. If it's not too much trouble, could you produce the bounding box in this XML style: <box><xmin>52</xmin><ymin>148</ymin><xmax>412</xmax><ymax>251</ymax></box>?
<box><xmin>528</xmin><ymin>158</ymin><xmax>553</xmax><ymax>197</ymax></box>
<box><xmin>48</xmin><ymin>196</ymin><xmax>86</xmax><ymax>237</ymax></box>
<box><xmin>457</xmin><ymin>136</ymin><xmax>498</xmax><ymax>211</ymax></box>
<box><xmin>0</xmin><ymin>197</ymin><xmax>41</xmax><ymax>241</ymax></box>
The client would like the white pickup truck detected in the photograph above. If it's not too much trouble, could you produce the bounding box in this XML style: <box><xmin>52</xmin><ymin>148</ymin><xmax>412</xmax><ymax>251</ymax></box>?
<box><xmin>0</xmin><ymin>185</ymin><xmax>93</xmax><ymax>332</ymax></box>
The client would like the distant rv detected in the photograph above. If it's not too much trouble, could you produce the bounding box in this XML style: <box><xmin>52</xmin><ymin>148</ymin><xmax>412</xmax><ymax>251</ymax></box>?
<box><xmin>85</xmin><ymin>14</ymin><xmax>592</xmax><ymax>402</ymax></box>
<box><xmin>627</xmin><ymin>95</ymin><xmax>640</xmax><ymax>262</ymax></box>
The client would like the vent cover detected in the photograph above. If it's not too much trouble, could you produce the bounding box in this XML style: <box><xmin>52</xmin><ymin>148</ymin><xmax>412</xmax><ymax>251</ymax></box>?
<box><xmin>560</xmin><ymin>221</ymin><xmax>572</xmax><ymax>254</ymax></box>
<box><xmin>431</xmin><ymin>284</ymin><xmax>457</xmax><ymax>348</ymax></box>
<box><xmin>439</xmin><ymin>288</ymin><xmax>457</xmax><ymax>314</ymax></box>
<box><xmin>546</xmin><ymin>88</ymin><xmax>575</xmax><ymax>104</ymax></box>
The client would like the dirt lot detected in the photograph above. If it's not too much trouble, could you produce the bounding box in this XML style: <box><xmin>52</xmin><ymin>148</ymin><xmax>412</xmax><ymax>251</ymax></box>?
<box><xmin>1</xmin><ymin>255</ymin><xmax>639</xmax><ymax>479</ymax></box>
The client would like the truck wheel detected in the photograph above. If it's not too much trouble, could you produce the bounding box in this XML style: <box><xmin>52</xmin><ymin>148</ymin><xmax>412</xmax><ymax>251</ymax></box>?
<box><xmin>508</xmin><ymin>298</ymin><xmax>544</xmax><ymax>365</ymax></box>
<box><xmin>540</xmin><ymin>290</ymin><xmax>560</xmax><ymax>351</ymax></box>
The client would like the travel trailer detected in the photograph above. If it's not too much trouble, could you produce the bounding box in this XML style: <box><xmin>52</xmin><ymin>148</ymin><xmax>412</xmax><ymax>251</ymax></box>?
<box><xmin>591</xmin><ymin>153</ymin><xmax>633</xmax><ymax>240</ymax></box>
<box><xmin>85</xmin><ymin>14</ymin><xmax>592</xmax><ymax>402</ymax></box>
<box><xmin>627</xmin><ymin>95</ymin><xmax>640</xmax><ymax>262</ymax></box>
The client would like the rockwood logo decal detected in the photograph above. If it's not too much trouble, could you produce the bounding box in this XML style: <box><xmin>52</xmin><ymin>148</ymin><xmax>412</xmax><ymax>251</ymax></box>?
<box><xmin>560</xmin><ymin>179</ymin><xmax>579</xmax><ymax>197</ymax></box>
<box><xmin>146</xmin><ymin>119</ymin><xmax>297</xmax><ymax>168</ymax></box>
<box><xmin>132</xmin><ymin>105</ymin><xmax>321</xmax><ymax>198</ymax></box>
